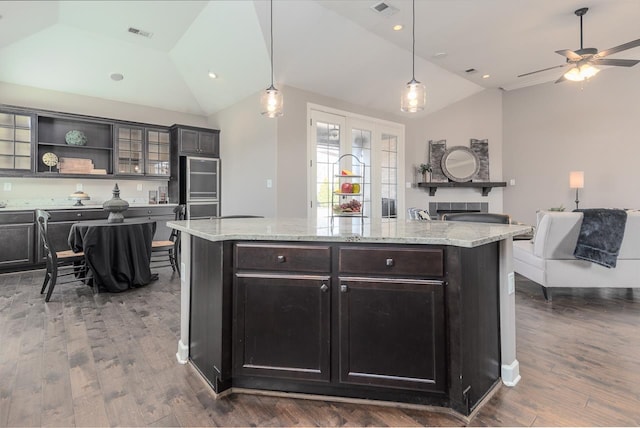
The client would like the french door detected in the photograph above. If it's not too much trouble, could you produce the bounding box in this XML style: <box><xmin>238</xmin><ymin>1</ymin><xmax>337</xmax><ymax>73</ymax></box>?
<box><xmin>308</xmin><ymin>107</ymin><xmax>404</xmax><ymax>224</ymax></box>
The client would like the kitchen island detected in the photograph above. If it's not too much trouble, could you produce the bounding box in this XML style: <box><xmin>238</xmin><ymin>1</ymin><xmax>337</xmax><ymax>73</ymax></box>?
<box><xmin>167</xmin><ymin>217</ymin><xmax>530</xmax><ymax>418</ymax></box>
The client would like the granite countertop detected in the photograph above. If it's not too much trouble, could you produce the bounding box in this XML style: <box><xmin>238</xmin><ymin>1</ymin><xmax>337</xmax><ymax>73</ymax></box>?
<box><xmin>168</xmin><ymin>217</ymin><xmax>532</xmax><ymax>248</ymax></box>
<box><xmin>0</xmin><ymin>203</ymin><xmax>177</xmax><ymax>212</ymax></box>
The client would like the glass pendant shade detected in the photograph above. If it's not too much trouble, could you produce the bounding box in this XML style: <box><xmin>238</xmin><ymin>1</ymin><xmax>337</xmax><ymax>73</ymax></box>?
<box><xmin>261</xmin><ymin>85</ymin><xmax>283</xmax><ymax>118</ymax></box>
<box><xmin>400</xmin><ymin>0</ymin><xmax>425</xmax><ymax>113</ymax></box>
<box><xmin>401</xmin><ymin>78</ymin><xmax>426</xmax><ymax>113</ymax></box>
<box><xmin>564</xmin><ymin>63</ymin><xmax>600</xmax><ymax>82</ymax></box>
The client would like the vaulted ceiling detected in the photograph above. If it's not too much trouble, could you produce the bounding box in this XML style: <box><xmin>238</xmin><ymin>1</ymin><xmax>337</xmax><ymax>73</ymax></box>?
<box><xmin>1</xmin><ymin>0</ymin><xmax>638</xmax><ymax>118</ymax></box>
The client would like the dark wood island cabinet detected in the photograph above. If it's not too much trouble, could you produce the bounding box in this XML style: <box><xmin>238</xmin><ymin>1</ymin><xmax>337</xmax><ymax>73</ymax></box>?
<box><xmin>169</xmin><ymin>218</ymin><xmax>530</xmax><ymax>418</ymax></box>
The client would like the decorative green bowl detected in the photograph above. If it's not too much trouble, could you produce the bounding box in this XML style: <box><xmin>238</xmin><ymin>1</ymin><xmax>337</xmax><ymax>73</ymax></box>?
<box><xmin>65</xmin><ymin>130</ymin><xmax>88</xmax><ymax>146</ymax></box>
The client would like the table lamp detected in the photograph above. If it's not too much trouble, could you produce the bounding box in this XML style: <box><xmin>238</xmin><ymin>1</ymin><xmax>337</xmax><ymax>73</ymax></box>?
<box><xmin>569</xmin><ymin>171</ymin><xmax>584</xmax><ymax>210</ymax></box>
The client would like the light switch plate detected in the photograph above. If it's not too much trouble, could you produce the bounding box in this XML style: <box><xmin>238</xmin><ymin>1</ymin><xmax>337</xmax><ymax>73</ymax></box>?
<box><xmin>266</xmin><ymin>179</ymin><xmax>273</xmax><ymax>188</ymax></box>
<box><xmin>76</xmin><ymin>183</ymin><xmax>83</xmax><ymax>191</ymax></box>
<box><xmin>3</xmin><ymin>182</ymin><xmax>11</xmax><ymax>191</ymax></box>
<box><xmin>508</xmin><ymin>272</ymin><xmax>515</xmax><ymax>295</ymax></box>
<box><xmin>137</xmin><ymin>184</ymin><xmax>143</xmax><ymax>191</ymax></box>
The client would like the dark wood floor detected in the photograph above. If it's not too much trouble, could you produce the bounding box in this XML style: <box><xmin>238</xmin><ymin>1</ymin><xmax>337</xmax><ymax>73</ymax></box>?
<box><xmin>1</xmin><ymin>269</ymin><xmax>639</xmax><ymax>427</ymax></box>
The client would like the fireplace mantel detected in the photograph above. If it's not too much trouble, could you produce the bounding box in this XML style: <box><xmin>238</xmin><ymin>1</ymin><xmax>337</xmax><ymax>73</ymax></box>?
<box><xmin>418</xmin><ymin>181</ymin><xmax>507</xmax><ymax>196</ymax></box>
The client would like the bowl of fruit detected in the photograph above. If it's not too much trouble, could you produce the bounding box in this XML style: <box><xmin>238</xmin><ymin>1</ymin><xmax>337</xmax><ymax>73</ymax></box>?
<box><xmin>333</xmin><ymin>199</ymin><xmax>362</xmax><ymax>214</ymax></box>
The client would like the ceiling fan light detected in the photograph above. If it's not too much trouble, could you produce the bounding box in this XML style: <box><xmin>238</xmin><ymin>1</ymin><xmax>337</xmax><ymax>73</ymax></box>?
<box><xmin>261</xmin><ymin>85</ymin><xmax>283</xmax><ymax>118</ymax></box>
<box><xmin>401</xmin><ymin>79</ymin><xmax>426</xmax><ymax>112</ymax></box>
<box><xmin>564</xmin><ymin>63</ymin><xmax>600</xmax><ymax>81</ymax></box>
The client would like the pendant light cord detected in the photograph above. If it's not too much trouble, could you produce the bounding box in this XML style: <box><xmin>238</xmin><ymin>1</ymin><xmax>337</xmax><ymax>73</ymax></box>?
<box><xmin>270</xmin><ymin>0</ymin><xmax>274</xmax><ymax>87</ymax></box>
<box><xmin>411</xmin><ymin>0</ymin><xmax>416</xmax><ymax>80</ymax></box>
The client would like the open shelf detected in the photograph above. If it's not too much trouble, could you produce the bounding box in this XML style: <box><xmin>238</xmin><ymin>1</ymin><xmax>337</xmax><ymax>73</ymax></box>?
<box><xmin>418</xmin><ymin>181</ymin><xmax>507</xmax><ymax>196</ymax></box>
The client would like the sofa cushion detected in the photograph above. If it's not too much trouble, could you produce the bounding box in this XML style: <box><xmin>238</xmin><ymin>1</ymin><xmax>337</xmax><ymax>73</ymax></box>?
<box><xmin>533</xmin><ymin>211</ymin><xmax>640</xmax><ymax>260</ymax></box>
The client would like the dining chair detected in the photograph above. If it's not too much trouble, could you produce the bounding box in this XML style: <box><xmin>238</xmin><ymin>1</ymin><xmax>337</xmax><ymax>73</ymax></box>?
<box><xmin>151</xmin><ymin>204</ymin><xmax>186</xmax><ymax>274</ymax></box>
<box><xmin>407</xmin><ymin>207</ymin><xmax>431</xmax><ymax>220</ymax></box>
<box><xmin>36</xmin><ymin>209</ymin><xmax>88</xmax><ymax>302</ymax></box>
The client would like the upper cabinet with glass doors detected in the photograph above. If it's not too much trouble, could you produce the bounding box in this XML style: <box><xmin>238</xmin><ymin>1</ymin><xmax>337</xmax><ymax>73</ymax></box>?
<box><xmin>116</xmin><ymin>125</ymin><xmax>170</xmax><ymax>176</ymax></box>
<box><xmin>146</xmin><ymin>128</ymin><xmax>170</xmax><ymax>176</ymax></box>
<box><xmin>116</xmin><ymin>125</ymin><xmax>144</xmax><ymax>175</ymax></box>
<box><xmin>0</xmin><ymin>111</ymin><xmax>33</xmax><ymax>173</ymax></box>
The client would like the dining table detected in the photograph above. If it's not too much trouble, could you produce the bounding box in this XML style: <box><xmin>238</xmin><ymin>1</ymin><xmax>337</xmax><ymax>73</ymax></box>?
<box><xmin>68</xmin><ymin>218</ymin><xmax>157</xmax><ymax>292</ymax></box>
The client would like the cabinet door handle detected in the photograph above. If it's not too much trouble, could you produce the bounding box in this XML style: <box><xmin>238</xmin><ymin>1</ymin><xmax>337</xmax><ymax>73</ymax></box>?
<box><xmin>320</xmin><ymin>283</ymin><xmax>328</xmax><ymax>292</ymax></box>
<box><xmin>76</xmin><ymin>213</ymin><xmax>82</xmax><ymax>217</ymax></box>
<box><xmin>340</xmin><ymin>284</ymin><xmax>348</xmax><ymax>293</ymax></box>
<box><xmin>276</xmin><ymin>255</ymin><xmax>286</xmax><ymax>263</ymax></box>
<box><xmin>386</xmin><ymin>258</ymin><xmax>394</xmax><ymax>267</ymax></box>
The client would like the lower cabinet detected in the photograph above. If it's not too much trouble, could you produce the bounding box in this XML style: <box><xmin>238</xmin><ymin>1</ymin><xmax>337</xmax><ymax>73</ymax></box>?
<box><xmin>338</xmin><ymin>277</ymin><xmax>447</xmax><ymax>393</ymax></box>
<box><xmin>191</xmin><ymin>238</ymin><xmax>500</xmax><ymax>415</ymax></box>
<box><xmin>233</xmin><ymin>274</ymin><xmax>331</xmax><ymax>382</ymax></box>
<box><xmin>0</xmin><ymin>211</ymin><xmax>35</xmax><ymax>269</ymax></box>
<box><xmin>231</xmin><ymin>242</ymin><xmax>449</xmax><ymax>396</ymax></box>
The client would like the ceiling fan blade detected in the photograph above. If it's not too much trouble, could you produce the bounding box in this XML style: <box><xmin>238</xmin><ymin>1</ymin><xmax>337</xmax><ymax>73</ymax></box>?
<box><xmin>595</xmin><ymin>38</ymin><xmax>640</xmax><ymax>59</ymax></box>
<box><xmin>591</xmin><ymin>58</ymin><xmax>640</xmax><ymax>67</ymax></box>
<box><xmin>517</xmin><ymin>64</ymin><xmax>566</xmax><ymax>78</ymax></box>
<box><xmin>556</xmin><ymin>49</ymin><xmax>582</xmax><ymax>61</ymax></box>
<box><xmin>554</xmin><ymin>74</ymin><xmax>567</xmax><ymax>84</ymax></box>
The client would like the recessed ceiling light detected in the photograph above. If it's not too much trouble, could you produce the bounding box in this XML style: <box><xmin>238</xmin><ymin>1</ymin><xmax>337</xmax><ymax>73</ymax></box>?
<box><xmin>208</xmin><ymin>71</ymin><xmax>218</xmax><ymax>79</ymax></box>
<box><xmin>393</xmin><ymin>24</ymin><xmax>403</xmax><ymax>31</ymax></box>
<box><xmin>482</xmin><ymin>74</ymin><xmax>491</xmax><ymax>79</ymax></box>
<box><xmin>110</xmin><ymin>73</ymin><xmax>124</xmax><ymax>82</ymax></box>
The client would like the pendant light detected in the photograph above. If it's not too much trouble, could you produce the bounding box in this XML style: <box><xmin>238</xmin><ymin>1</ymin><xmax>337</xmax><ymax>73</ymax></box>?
<box><xmin>261</xmin><ymin>0</ymin><xmax>283</xmax><ymax>118</ymax></box>
<box><xmin>400</xmin><ymin>0</ymin><xmax>425</xmax><ymax>113</ymax></box>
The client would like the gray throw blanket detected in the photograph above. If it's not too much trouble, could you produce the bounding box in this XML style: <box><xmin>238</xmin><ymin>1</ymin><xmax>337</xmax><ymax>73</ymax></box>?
<box><xmin>573</xmin><ymin>209</ymin><xmax>627</xmax><ymax>268</ymax></box>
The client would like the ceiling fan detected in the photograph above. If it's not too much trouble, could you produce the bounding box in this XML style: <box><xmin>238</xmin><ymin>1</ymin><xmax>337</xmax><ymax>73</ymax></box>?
<box><xmin>518</xmin><ymin>7</ymin><xmax>640</xmax><ymax>83</ymax></box>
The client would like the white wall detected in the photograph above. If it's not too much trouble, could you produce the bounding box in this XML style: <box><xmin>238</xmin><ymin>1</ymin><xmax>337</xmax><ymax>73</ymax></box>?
<box><xmin>404</xmin><ymin>89</ymin><xmax>504</xmax><ymax>214</ymax></box>
<box><xmin>207</xmin><ymin>93</ymin><xmax>278</xmax><ymax>217</ymax></box>
<box><xmin>0</xmin><ymin>81</ymin><xmax>209</xmax><ymax>127</ymax></box>
<box><xmin>0</xmin><ymin>177</ymin><xmax>164</xmax><ymax>207</ymax></box>
<box><xmin>503</xmin><ymin>67</ymin><xmax>640</xmax><ymax>225</ymax></box>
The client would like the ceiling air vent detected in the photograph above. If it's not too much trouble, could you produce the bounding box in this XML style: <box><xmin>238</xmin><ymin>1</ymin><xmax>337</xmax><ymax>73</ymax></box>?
<box><xmin>370</xmin><ymin>2</ymin><xmax>399</xmax><ymax>17</ymax></box>
<box><xmin>127</xmin><ymin>27</ymin><xmax>153</xmax><ymax>38</ymax></box>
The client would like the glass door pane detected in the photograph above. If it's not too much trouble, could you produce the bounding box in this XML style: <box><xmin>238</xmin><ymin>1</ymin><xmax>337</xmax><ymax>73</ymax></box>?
<box><xmin>381</xmin><ymin>133</ymin><xmax>399</xmax><ymax>218</ymax></box>
<box><xmin>351</xmin><ymin>127</ymin><xmax>371</xmax><ymax>219</ymax></box>
<box><xmin>309</xmin><ymin>110</ymin><xmax>345</xmax><ymax>225</ymax></box>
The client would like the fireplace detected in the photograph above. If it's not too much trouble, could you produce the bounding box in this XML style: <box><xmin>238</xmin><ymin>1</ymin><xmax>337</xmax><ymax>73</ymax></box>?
<box><xmin>428</xmin><ymin>202</ymin><xmax>488</xmax><ymax>220</ymax></box>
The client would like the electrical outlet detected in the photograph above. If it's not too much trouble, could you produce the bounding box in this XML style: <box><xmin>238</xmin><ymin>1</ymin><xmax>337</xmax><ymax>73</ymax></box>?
<box><xmin>266</xmin><ymin>179</ymin><xmax>273</xmax><ymax>188</ymax></box>
<box><xmin>76</xmin><ymin>183</ymin><xmax>83</xmax><ymax>191</ymax></box>
<box><xmin>405</xmin><ymin>181</ymin><xmax>411</xmax><ymax>188</ymax></box>
<box><xmin>137</xmin><ymin>184</ymin><xmax>143</xmax><ymax>191</ymax></box>
<box><xmin>508</xmin><ymin>272</ymin><xmax>515</xmax><ymax>295</ymax></box>
<box><xmin>3</xmin><ymin>182</ymin><xmax>11</xmax><ymax>191</ymax></box>
<box><xmin>509</xmin><ymin>179</ymin><xmax>516</xmax><ymax>186</ymax></box>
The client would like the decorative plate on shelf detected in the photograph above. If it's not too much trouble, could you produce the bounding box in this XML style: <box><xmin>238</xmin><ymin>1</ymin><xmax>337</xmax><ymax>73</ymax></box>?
<box><xmin>65</xmin><ymin>130</ymin><xmax>88</xmax><ymax>146</ymax></box>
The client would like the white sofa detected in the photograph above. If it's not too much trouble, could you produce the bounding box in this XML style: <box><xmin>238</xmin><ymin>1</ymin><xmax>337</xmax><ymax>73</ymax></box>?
<box><xmin>513</xmin><ymin>211</ymin><xmax>640</xmax><ymax>300</ymax></box>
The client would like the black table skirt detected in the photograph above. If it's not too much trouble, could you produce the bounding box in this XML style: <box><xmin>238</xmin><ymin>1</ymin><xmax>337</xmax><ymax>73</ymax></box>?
<box><xmin>69</xmin><ymin>219</ymin><xmax>156</xmax><ymax>292</ymax></box>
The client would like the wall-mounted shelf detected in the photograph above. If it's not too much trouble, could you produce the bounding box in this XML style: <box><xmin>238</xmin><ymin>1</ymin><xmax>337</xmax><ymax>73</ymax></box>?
<box><xmin>418</xmin><ymin>181</ymin><xmax>506</xmax><ymax>196</ymax></box>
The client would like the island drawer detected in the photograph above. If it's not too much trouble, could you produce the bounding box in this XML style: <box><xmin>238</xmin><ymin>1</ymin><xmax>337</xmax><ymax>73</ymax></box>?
<box><xmin>339</xmin><ymin>246</ymin><xmax>444</xmax><ymax>277</ymax></box>
<box><xmin>235</xmin><ymin>243</ymin><xmax>331</xmax><ymax>273</ymax></box>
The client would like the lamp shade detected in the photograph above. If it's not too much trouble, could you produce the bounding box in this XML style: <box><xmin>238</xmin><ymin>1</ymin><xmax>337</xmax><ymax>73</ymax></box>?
<box><xmin>569</xmin><ymin>171</ymin><xmax>584</xmax><ymax>189</ymax></box>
